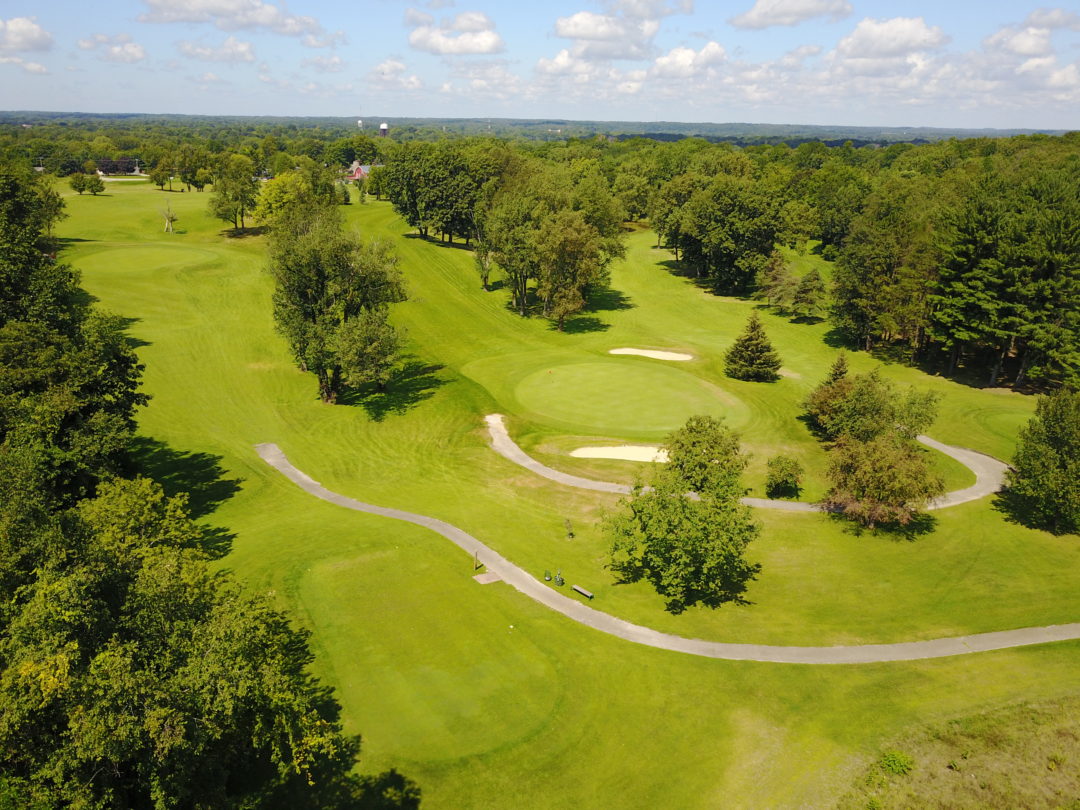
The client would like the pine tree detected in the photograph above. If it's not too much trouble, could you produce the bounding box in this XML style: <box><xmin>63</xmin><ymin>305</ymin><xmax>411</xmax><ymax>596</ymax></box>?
<box><xmin>725</xmin><ymin>312</ymin><xmax>781</xmax><ymax>381</ymax></box>
<box><xmin>758</xmin><ymin>251</ymin><xmax>796</xmax><ymax>312</ymax></box>
<box><xmin>825</xmin><ymin>352</ymin><xmax>849</xmax><ymax>384</ymax></box>
<box><xmin>791</xmin><ymin>267</ymin><xmax>828</xmax><ymax>320</ymax></box>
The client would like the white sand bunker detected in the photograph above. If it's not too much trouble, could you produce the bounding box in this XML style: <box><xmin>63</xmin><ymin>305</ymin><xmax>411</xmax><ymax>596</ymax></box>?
<box><xmin>570</xmin><ymin>446</ymin><xmax>669</xmax><ymax>463</ymax></box>
<box><xmin>609</xmin><ymin>348</ymin><xmax>693</xmax><ymax>362</ymax></box>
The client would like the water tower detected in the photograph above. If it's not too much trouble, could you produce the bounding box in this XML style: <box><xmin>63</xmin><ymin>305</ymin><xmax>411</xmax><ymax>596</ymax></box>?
<box><xmin>379</xmin><ymin>122</ymin><xmax>389</xmax><ymax>137</ymax></box>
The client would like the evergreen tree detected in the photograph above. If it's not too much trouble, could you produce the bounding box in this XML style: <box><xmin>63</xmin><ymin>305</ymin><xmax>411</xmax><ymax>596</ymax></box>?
<box><xmin>757</xmin><ymin>251</ymin><xmax>796</xmax><ymax>312</ymax></box>
<box><xmin>791</xmin><ymin>267</ymin><xmax>828</xmax><ymax>320</ymax></box>
<box><xmin>724</xmin><ymin>312</ymin><xmax>781</xmax><ymax>381</ymax></box>
<box><xmin>1003</xmin><ymin>388</ymin><xmax>1080</xmax><ymax>534</ymax></box>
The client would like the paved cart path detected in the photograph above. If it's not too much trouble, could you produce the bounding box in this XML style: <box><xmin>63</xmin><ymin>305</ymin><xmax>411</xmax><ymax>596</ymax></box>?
<box><xmin>484</xmin><ymin>414</ymin><xmax>1008</xmax><ymax>512</ymax></box>
<box><xmin>255</xmin><ymin>442</ymin><xmax>1077</xmax><ymax>665</ymax></box>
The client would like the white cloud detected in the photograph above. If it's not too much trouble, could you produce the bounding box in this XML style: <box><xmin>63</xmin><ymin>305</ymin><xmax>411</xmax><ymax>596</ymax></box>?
<box><xmin>551</xmin><ymin>0</ymin><xmax>689</xmax><ymax>62</ymax></box>
<box><xmin>985</xmin><ymin>26</ymin><xmax>1053</xmax><ymax>57</ymax></box>
<box><xmin>1024</xmin><ymin>8</ymin><xmax>1080</xmax><ymax>30</ymax></box>
<box><xmin>836</xmin><ymin>17</ymin><xmax>948</xmax><ymax>59</ymax></box>
<box><xmin>407</xmin><ymin>10</ymin><xmax>503</xmax><ymax>55</ymax></box>
<box><xmin>652</xmin><ymin>41</ymin><xmax>725</xmax><ymax>78</ymax></box>
<box><xmin>730</xmin><ymin>0</ymin><xmax>851</xmax><ymax>30</ymax></box>
<box><xmin>301</xmin><ymin>31</ymin><xmax>345</xmax><ymax>48</ymax></box>
<box><xmin>303</xmin><ymin>54</ymin><xmax>345</xmax><ymax>73</ymax></box>
<box><xmin>0</xmin><ymin>54</ymin><xmax>47</xmax><ymax>73</ymax></box>
<box><xmin>178</xmin><ymin>35</ymin><xmax>256</xmax><ymax>62</ymax></box>
<box><xmin>405</xmin><ymin>8</ymin><xmax>434</xmax><ymax>27</ymax></box>
<box><xmin>140</xmin><ymin>0</ymin><xmax>323</xmax><ymax>38</ymax></box>
<box><xmin>537</xmin><ymin>48</ymin><xmax>594</xmax><ymax>75</ymax></box>
<box><xmin>372</xmin><ymin>57</ymin><xmax>422</xmax><ymax>90</ymax></box>
<box><xmin>77</xmin><ymin>32</ymin><xmax>146</xmax><ymax>63</ymax></box>
<box><xmin>1048</xmin><ymin>63</ymin><xmax>1080</xmax><ymax>88</ymax></box>
<box><xmin>556</xmin><ymin>11</ymin><xmax>627</xmax><ymax>40</ymax></box>
<box><xmin>0</xmin><ymin>16</ymin><xmax>53</xmax><ymax>52</ymax></box>
<box><xmin>105</xmin><ymin>42</ymin><xmax>147</xmax><ymax>63</ymax></box>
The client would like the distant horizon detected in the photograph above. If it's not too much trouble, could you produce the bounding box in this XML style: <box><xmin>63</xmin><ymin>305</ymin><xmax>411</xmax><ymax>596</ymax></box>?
<box><xmin>1</xmin><ymin>109</ymin><xmax>1072</xmax><ymax>137</ymax></box>
<box><xmin>2</xmin><ymin>1</ymin><xmax>1078</xmax><ymax>130</ymax></box>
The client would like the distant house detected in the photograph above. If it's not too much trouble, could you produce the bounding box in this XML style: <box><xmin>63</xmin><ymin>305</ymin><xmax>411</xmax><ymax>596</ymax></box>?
<box><xmin>346</xmin><ymin>162</ymin><xmax>377</xmax><ymax>181</ymax></box>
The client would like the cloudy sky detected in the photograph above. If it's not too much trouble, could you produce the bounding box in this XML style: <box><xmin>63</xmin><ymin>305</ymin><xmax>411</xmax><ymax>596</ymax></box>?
<box><xmin>1</xmin><ymin>1</ymin><xmax>1079</xmax><ymax>129</ymax></box>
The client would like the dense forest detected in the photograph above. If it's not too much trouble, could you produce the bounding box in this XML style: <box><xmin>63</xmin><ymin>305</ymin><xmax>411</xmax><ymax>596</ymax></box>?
<box><xmin>0</xmin><ymin>167</ymin><xmax>419</xmax><ymax>807</ymax></box>
<box><xmin>4</xmin><ymin>116</ymin><xmax>1076</xmax><ymax>387</ymax></box>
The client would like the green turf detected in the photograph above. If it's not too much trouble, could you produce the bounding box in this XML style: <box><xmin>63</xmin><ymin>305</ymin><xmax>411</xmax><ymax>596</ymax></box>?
<box><xmin>54</xmin><ymin>183</ymin><xmax>1080</xmax><ymax>808</ymax></box>
<box><xmin>513</xmin><ymin>360</ymin><xmax>739</xmax><ymax>434</ymax></box>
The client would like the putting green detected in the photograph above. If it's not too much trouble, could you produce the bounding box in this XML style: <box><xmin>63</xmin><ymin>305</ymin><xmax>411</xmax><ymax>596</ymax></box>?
<box><xmin>514</xmin><ymin>361</ymin><xmax>740</xmax><ymax>435</ymax></box>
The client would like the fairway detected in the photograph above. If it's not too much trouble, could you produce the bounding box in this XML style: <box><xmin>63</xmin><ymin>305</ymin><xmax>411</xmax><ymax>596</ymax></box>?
<box><xmin>54</xmin><ymin>183</ymin><xmax>1080</xmax><ymax>809</ymax></box>
<box><xmin>514</xmin><ymin>360</ymin><xmax>736</xmax><ymax>433</ymax></box>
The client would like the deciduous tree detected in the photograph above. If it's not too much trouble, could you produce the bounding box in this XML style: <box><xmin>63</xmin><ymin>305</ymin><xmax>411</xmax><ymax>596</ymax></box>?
<box><xmin>608</xmin><ymin>416</ymin><xmax>760</xmax><ymax>613</ymax></box>
<box><xmin>1003</xmin><ymin>388</ymin><xmax>1080</xmax><ymax>534</ymax></box>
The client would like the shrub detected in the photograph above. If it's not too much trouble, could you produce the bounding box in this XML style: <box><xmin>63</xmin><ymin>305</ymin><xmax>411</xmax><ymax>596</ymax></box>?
<box><xmin>878</xmin><ymin>750</ymin><xmax>914</xmax><ymax>776</ymax></box>
<box><xmin>765</xmin><ymin>454</ymin><xmax>803</xmax><ymax>499</ymax></box>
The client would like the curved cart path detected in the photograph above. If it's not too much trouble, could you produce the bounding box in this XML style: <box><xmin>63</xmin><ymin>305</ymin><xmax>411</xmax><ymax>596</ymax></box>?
<box><xmin>484</xmin><ymin>415</ymin><xmax>1008</xmax><ymax>512</ymax></box>
<box><xmin>255</xmin><ymin>442</ymin><xmax>1078</xmax><ymax>664</ymax></box>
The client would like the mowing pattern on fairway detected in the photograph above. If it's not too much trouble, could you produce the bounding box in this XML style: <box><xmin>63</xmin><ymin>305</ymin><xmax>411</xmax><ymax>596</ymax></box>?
<box><xmin>486</xmin><ymin>414</ymin><xmax>1008</xmax><ymax>512</ymax></box>
<box><xmin>256</xmin><ymin>441</ymin><xmax>1080</xmax><ymax>664</ymax></box>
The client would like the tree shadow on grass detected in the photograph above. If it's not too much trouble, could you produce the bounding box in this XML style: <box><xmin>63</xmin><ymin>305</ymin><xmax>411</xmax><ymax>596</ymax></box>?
<box><xmin>993</xmin><ymin>489</ymin><xmax>1076</xmax><ymax>536</ymax></box>
<box><xmin>127</xmin><ymin>437</ymin><xmax>243</xmax><ymax>558</ymax></box>
<box><xmin>116</xmin><ymin>315</ymin><xmax>151</xmax><ymax>348</ymax></box>
<box><xmin>339</xmin><ymin>359</ymin><xmax>447</xmax><ymax>421</ymax></box>
<box><xmin>826</xmin><ymin>510</ymin><xmax>937</xmax><ymax>542</ymax></box>
<box><xmin>554</xmin><ymin>315</ymin><xmax>609</xmax><ymax>334</ymax></box>
<box><xmin>586</xmin><ymin>286</ymin><xmax>635</xmax><ymax>312</ymax></box>
<box><xmin>221</xmin><ymin>226</ymin><xmax>268</xmax><ymax>239</ymax></box>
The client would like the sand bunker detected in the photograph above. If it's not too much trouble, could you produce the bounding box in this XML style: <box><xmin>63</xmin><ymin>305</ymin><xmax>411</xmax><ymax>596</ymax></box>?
<box><xmin>609</xmin><ymin>348</ymin><xmax>693</xmax><ymax>361</ymax></box>
<box><xmin>570</xmin><ymin>446</ymin><xmax>669</xmax><ymax>463</ymax></box>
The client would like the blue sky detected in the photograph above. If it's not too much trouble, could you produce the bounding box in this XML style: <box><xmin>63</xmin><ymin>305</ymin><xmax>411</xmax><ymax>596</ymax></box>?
<box><xmin>2</xmin><ymin>1</ymin><xmax>1078</xmax><ymax>128</ymax></box>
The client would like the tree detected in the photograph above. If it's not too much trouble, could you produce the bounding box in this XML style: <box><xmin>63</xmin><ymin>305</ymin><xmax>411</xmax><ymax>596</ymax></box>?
<box><xmin>757</xmin><ymin>252</ymin><xmax>796</xmax><ymax>313</ymax></box>
<box><xmin>791</xmin><ymin>267</ymin><xmax>828</xmax><ymax>320</ymax></box>
<box><xmin>68</xmin><ymin>173</ymin><xmax>88</xmax><ymax>194</ymax></box>
<box><xmin>765</xmin><ymin>455</ymin><xmax>803</xmax><ymax>498</ymax></box>
<box><xmin>208</xmin><ymin>153</ymin><xmax>258</xmax><ymax>230</ymax></box>
<box><xmin>535</xmin><ymin>209</ymin><xmax>603</xmax><ymax>330</ymax></box>
<box><xmin>804</xmin><ymin>367</ymin><xmax>939</xmax><ymax>443</ymax></box>
<box><xmin>85</xmin><ymin>175</ymin><xmax>105</xmax><ymax>196</ymax></box>
<box><xmin>823</xmin><ymin>432</ymin><xmax>945</xmax><ymax>528</ymax></box>
<box><xmin>607</xmin><ymin>416</ymin><xmax>760</xmax><ymax>612</ymax></box>
<box><xmin>679</xmin><ymin>173</ymin><xmax>781</xmax><ymax>294</ymax></box>
<box><xmin>268</xmin><ymin>207</ymin><xmax>405</xmax><ymax>403</ymax></box>
<box><xmin>148</xmin><ymin>165</ymin><xmax>170</xmax><ymax>190</ymax></box>
<box><xmin>725</xmin><ymin>312</ymin><xmax>781</xmax><ymax>381</ymax></box>
<box><xmin>1002</xmin><ymin>388</ymin><xmax>1080</xmax><ymax>534</ymax></box>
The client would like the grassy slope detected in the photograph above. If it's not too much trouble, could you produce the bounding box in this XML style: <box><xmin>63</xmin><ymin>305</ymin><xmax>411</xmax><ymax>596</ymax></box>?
<box><xmin>57</xmin><ymin>182</ymin><xmax>1080</xmax><ymax>808</ymax></box>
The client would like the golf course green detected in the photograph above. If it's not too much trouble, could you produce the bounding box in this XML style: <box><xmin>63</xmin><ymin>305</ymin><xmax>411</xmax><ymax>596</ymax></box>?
<box><xmin>55</xmin><ymin>180</ymin><xmax>1080</xmax><ymax>808</ymax></box>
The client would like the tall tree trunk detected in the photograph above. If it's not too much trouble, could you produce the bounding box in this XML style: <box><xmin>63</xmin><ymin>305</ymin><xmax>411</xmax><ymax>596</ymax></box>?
<box><xmin>1014</xmin><ymin>344</ymin><xmax>1033</xmax><ymax>388</ymax></box>
<box><xmin>989</xmin><ymin>344</ymin><xmax>1008</xmax><ymax>387</ymax></box>
<box><xmin>947</xmin><ymin>343</ymin><xmax>960</xmax><ymax>376</ymax></box>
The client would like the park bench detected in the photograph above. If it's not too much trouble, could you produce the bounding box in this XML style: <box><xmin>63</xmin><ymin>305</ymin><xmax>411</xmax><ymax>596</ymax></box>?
<box><xmin>572</xmin><ymin>585</ymin><xmax>593</xmax><ymax>599</ymax></box>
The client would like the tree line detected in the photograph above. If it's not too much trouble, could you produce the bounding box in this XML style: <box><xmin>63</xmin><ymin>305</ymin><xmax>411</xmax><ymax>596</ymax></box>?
<box><xmin>0</xmin><ymin>166</ymin><xmax>418</xmax><ymax>807</ymax></box>
<box><xmin>5</xmin><ymin>116</ymin><xmax>1078</xmax><ymax>385</ymax></box>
